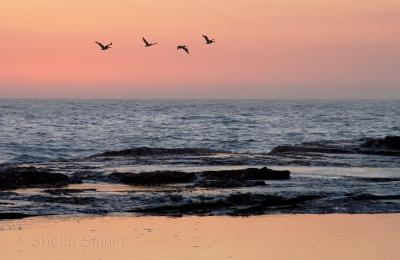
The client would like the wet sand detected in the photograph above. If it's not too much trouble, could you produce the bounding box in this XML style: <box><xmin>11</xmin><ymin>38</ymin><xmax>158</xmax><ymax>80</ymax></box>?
<box><xmin>0</xmin><ymin>214</ymin><xmax>399</xmax><ymax>260</ymax></box>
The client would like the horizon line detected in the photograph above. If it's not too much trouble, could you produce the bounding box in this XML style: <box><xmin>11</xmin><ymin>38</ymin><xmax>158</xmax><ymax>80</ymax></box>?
<box><xmin>0</xmin><ymin>97</ymin><xmax>399</xmax><ymax>101</ymax></box>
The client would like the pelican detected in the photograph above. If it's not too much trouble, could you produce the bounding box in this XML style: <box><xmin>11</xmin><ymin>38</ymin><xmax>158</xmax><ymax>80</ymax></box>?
<box><xmin>143</xmin><ymin>37</ymin><xmax>157</xmax><ymax>47</ymax></box>
<box><xmin>202</xmin><ymin>35</ymin><xmax>215</xmax><ymax>44</ymax></box>
<box><xmin>177</xmin><ymin>45</ymin><xmax>189</xmax><ymax>54</ymax></box>
<box><xmin>95</xmin><ymin>41</ymin><xmax>112</xmax><ymax>50</ymax></box>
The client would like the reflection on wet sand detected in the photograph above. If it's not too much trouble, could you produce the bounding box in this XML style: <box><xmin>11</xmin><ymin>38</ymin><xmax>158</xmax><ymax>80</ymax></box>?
<box><xmin>0</xmin><ymin>214</ymin><xmax>399</xmax><ymax>260</ymax></box>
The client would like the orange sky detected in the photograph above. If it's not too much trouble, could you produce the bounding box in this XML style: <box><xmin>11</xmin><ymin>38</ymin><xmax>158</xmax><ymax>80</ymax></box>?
<box><xmin>1</xmin><ymin>0</ymin><xmax>400</xmax><ymax>99</ymax></box>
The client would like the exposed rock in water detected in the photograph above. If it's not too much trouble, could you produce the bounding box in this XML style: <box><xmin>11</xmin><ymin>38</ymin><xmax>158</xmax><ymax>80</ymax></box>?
<box><xmin>133</xmin><ymin>193</ymin><xmax>321</xmax><ymax>216</ymax></box>
<box><xmin>70</xmin><ymin>171</ymin><xmax>110</xmax><ymax>183</ymax></box>
<box><xmin>269</xmin><ymin>145</ymin><xmax>349</xmax><ymax>155</ymax></box>
<box><xmin>0</xmin><ymin>213</ymin><xmax>33</xmax><ymax>220</ymax></box>
<box><xmin>230</xmin><ymin>194</ymin><xmax>322</xmax><ymax>216</ymax></box>
<box><xmin>360</xmin><ymin>136</ymin><xmax>400</xmax><ymax>150</ymax></box>
<box><xmin>198</xmin><ymin>167</ymin><xmax>291</xmax><ymax>181</ymax></box>
<box><xmin>110</xmin><ymin>171</ymin><xmax>197</xmax><ymax>185</ymax></box>
<box><xmin>110</xmin><ymin>167</ymin><xmax>290</xmax><ymax>187</ymax></box>
<box><xmin>133</xmin><ymin>200</ymin><xmax>230</xmax><ymax>216</ymax></box>
<box><xmin>91</xmin><ymin>147</ymin><xmax>226</xmax><ymax>158</ymax></box>
<box><xmin>269</xmin><ymin>136</ymin><xmax>400</xmax><ymax>156</ymax></box>
<box><xmin>0</xmin><ymin>166</ymin><xmax>74</xmax><ymax>190</ymax></box>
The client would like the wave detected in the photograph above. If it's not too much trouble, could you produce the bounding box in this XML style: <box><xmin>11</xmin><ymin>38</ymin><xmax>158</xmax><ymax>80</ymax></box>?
<box><xmin>89</xmin><ymin>147</ymin><xmax>228</xmax><ymax>158</ymax></box>
<box><xmin>1</xmin><ymin>136</ymin><xmax>400</xmax><ymax>218</ymax></box>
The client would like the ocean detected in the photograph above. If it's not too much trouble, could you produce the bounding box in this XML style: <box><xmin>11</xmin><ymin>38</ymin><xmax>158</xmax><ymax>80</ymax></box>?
<box><xmin>1</xmin><ymin>100</ymin><xmax>399</xmax><ymax>163</ymax></box>
<box><xmin>0</xmin><ymin>100</ymin><xmax>399</xmax><ymax>217</ymax></box>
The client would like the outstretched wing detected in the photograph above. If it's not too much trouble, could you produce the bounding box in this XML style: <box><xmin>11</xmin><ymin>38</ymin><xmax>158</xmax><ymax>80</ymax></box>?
<box><xmin>202</xmin><ymin>35</ymin><xmax>210</xmax><ymax>42</ymax></box>
<box><xmin>107</xmin><ymin>42</ymin><xmax>112</xmax><ymax>47</ymax></box>
<box><xmin>142</xmin><ymin>37</ymin><xmax>150</xmax><ymax>45</ymax></box>
<box><xmin>183</xmin><ymin>47</ymin><xmax>189</xmax><ymax>54</ymax></box>
<box><xmin>95</xmin><ymin>41</ymin><xmax>105</xmax><ymax>48</ymax></box>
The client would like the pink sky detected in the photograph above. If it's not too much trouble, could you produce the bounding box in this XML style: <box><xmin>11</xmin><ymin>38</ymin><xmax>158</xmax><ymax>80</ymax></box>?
<box><xmin>1</xmin><ymin>0</ymin><xmax>400</xmax><ymax>99</ymax></box>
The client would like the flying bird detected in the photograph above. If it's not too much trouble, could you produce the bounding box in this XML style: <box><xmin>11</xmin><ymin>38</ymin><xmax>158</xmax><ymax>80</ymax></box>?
<box><xmin>95</xmin><ymin>41</ymin><xmax>112</xmax><ymax>50</ymax></box>
<box><xmin>177</xmin><ymin>45</ymin><xmax>189</xmax><ymax>54</ymax></box>
<box><xmin>202</xmin><ymin>35</ymin><xmax>215</xmax><ymax>44</ymax></box>
<box><xmin>143</xmin><ymin>37</ymin><xmax>157</xmax><ymax>47</ymax></box>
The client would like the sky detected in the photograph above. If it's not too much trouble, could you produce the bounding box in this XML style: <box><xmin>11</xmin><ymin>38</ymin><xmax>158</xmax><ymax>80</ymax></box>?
<box><xmin>1</xmin><ymin>0</ymin><xmax>400</xmax><ymax>99</ymax></box>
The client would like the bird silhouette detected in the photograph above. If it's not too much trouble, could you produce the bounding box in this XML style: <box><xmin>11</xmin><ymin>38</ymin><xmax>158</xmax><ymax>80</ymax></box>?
<box><xmin>202</xmin><ymin>35</ymin><xmax>215</xmax><ymax>44</ymax></box>
<box><xmin>177</xmin><ymin>45</ymin><xmax>189</xmax><ymax>54</ymax></box>
<box><xmin>95</xmin><ymin>41</ymin><xmax>112</xmax><ymax>50</ymax></box>
<box><xmin>143</xmin><ymin>37</ymin><xmax>157</xmax><ymax>47</ymax></box>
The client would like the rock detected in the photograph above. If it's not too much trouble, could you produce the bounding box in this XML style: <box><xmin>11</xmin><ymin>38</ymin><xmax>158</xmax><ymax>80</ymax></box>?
<box><xmin>0</xmin><ymin>213</ymin><xmax>33</xmax><ymax>220</ymax></box>
<box><xmin>360</xmin><ymin>136</ymin><xmax>400</xmax><ymax>150</ymax></box>
<box><xmin>110</xmin><ymin>171</ymin><xmax>197</xmax><ymax>185</ymax></box>
<box><xmin>0</xmin><ymin>166</ymin><xmax>72</xmax><ymax>190</ymax></box>
<box><xmin>133</xmin><ymin>200</ymin><xmax>230</xmax><ymax>216</ymax></box>
<box><xmin>269</xmin><ymin>145</ymin><xmax>349</xmax><ymax>155</ymax></box>
<box><xmin>133</xmin><ymin>193</ymin><xmax>321</xmax><ymax>216</ymax></box>
<box><xmin>229</xmin><ymin>194</ymin><xmax>322</xmax><ymax>215</ymax></box>
<box><xmin>199</xmin><ymin>167</ymin><xmax>290</xmax><ymax>181</ymax></box>
<box><xmin>270</xmin><ymin>136</ymin><xmax>400</xmax><ymax>156</ymax></box>
<box><xmin>70</xmin><ymin>171</ymin><xmax>109</xmax><ymax>183</ymax></box>
<box><xmin>110</xmin><ymin>167</ymin><xmax>290</xmax><ymax>186</ymax></box>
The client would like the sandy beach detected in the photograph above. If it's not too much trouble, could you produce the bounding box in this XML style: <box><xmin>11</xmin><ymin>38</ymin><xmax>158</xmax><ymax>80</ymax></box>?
<box><xmin>1</xmin><ymin>214</ymin><xmax>399</xmax><ymax>260</ymax></box>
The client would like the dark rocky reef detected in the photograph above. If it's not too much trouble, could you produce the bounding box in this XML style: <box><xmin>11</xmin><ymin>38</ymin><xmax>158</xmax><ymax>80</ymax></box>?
<box><xmin>270</xmin><ymin>145</ymin><xmax>349</xmax><ymax>155</ymax></box>
<box><xmin>110</xmin><ymin>171</ymin><xmax>197</xmax><ymax>185</ymax></box>
<box><xmin>0</xmin><ymin>166</ymin><xmax>74</xmax><ymax>190</ymax></box>
<box><xmin>230</xmin><ymin>194</ymin><xmax>322</xmax><ymax>215</ymax></box>
<box><xmin>133</xmin><ymin>193</ymin><xmax>321</xmax><ymax>216</ymax></box>
<box><xmin>0</xmin><ymin>213</ymin><xmax>34</xmax><ymax>220</ymax></box>
<box><xmin>270</xmin><ymin>136</ymin><xmax>400</xmax><ymax>156</ymax></box>
<box><xmin>91</xmin><ymin>147</ymin><xmax>226</xmax><ymax>158</ymax></box>
<box><xmin>360</xmin><ymin>136</ymin><xmax>400</xmax><ymax>150</ymax></box>
<box><xmin>197</xmin><ymin>167</ymin><xmax>290</xmax><ymax>181</ymax></box>
<box><xmin>110</xmin><ymin>167</ymin><xmax>290</xmax><ymax>187</ymax></box>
